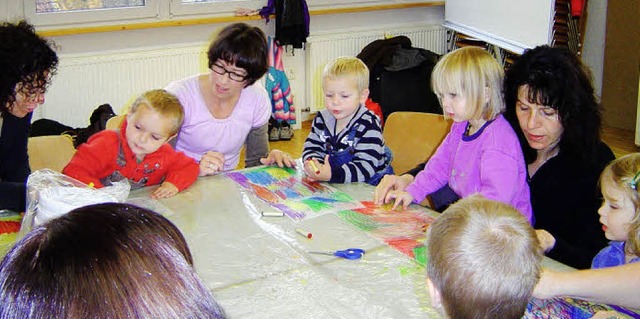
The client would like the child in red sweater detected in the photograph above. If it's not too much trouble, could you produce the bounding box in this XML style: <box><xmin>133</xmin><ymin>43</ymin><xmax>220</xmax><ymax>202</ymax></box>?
<box><xmin>63</xmin><ymin>89</ymin><xmax>199</xmax><ymax>198</ymax></box>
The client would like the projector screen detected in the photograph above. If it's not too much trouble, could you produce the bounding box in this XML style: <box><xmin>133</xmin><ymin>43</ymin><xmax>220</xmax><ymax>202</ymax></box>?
<box><xmin>443</xmin><ymin>0</ymin><xmax>554</xmax><ymax>54</ymax></box>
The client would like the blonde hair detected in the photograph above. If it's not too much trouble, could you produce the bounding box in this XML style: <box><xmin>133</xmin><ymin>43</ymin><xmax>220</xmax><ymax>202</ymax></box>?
<box><xmin>130</xmin><ymin>89</ymin><xmax>184</xmax><ymax>135</ymax></box>
<box><xmin>427</xmin><ymin>195</ymin><xmax>542</xmax><ymax>319</ymax></box>
<box><xmin>600</xmin><ymin>153</ymin><xmax>640</xmax><ymax>256</ymax></box>
<box><xmin>322</xmin><ymin>56</ymin><xmax>369</xmax><ymax>92</ymax></box>
<box><xmin>431</xmin><ymin>47</ymin><xmax>505</xmax><ymax>121</ymax></box>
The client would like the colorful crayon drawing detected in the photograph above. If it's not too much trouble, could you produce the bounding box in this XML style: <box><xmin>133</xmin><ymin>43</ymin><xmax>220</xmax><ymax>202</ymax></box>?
<box><xmin>525</xmin><ymin>297</ymin><xmax>639</xmax><ymax>319</ymax></box>
<box><xmin>226</xmin><ymin>166</ymin><xmax>363</xmax><ymax>220</ymax></box>
<box><xmin>337</xmin><ymin>201</ymin><xmax>435</xmax><ymax>266</ymax></box>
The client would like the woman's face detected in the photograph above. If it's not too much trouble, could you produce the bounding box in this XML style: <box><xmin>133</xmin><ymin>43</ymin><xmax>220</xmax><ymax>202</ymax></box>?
<box><xmin>8</xmin><ymin>85</ymin><xmax>45</xmax><ymax>118</ymax></box>
<box><xmin>208</xmin><ymin>59</ymin><xmax>248</xmax><ymax>100</ymax></box>
<box><xmin>515</xmin><ymin>85</ymin><xmax>564</xmax><ymax>153</ymax></box>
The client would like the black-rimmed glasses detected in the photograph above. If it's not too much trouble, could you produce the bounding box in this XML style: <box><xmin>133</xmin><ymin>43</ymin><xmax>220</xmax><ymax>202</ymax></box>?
<box><xmin>211</xmin><ymin>64</ymin><xmax>247</xmax><ymax>82</ymax></box>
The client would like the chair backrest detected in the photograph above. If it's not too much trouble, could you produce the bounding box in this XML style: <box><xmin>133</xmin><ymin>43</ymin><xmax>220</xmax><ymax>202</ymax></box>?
<box><xmin>383</xmin><ymin>112</ymin><xmax>452</xmax><ymax>174</ymax></box>
<box><xmin>105</xmin><ymin>114</ymin><xmax>126</xmax><ymax>130</ymax></box>
<box><xmin>28</xmin><ymin>135</ymin><xmax>76</xmax><ymax>172</ymax></box>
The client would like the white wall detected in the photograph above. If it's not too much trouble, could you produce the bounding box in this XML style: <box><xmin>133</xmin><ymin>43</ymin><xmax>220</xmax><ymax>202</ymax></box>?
<box><xmin>44</xmin><ymin>6</ymin><xmax>444</xmax><ymax>124</ymax></box>
<box><xmin>582</xmin><ymin>1</ymin><xmax>608</xmax><ymax>100</ymax></box>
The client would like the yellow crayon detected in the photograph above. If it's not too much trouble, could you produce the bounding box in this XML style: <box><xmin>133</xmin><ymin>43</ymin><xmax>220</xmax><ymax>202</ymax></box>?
<box><xmin>307</xmin><ymin>160</ymin><xmax>320</xmax><ymax>174</ymax></box>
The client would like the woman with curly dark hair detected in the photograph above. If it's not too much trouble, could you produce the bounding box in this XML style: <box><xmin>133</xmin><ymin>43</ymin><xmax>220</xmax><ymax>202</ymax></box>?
<box><xmin>0</xmin><ymin>20</ymin><xmax>58</xmax><ymax>212</ymax></box>
<box><xmin>503</xmin><ymin>45</ymin><xmax>615</xmax><ymax>269</ymax></box>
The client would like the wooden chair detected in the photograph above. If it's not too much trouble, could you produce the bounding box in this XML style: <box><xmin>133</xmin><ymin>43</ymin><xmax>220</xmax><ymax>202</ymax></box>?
<box><xmin>105</xmin><ymin>114</ymin><xmax>126</xmax><ymax>130</ymax></box>
<box><xmin>383</xmin><ymin>112</ymin><xmax>452</xmax><ymax>174</ymax></box>
<box><xmin>27</xmin><ymin>135</ymin><xmax>76</xmax><ymax>172</ymax></box>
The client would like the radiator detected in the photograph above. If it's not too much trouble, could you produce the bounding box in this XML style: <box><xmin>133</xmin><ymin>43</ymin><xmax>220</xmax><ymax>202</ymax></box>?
<box><xmin>35</xmin><ymin>44</ymin><xmax>209</xmax><ymax>127</ymax></box>
<box><xmin>305</xmin><ymin>24</ymin><xmax>447</xmax><ymax>112</ymax></box>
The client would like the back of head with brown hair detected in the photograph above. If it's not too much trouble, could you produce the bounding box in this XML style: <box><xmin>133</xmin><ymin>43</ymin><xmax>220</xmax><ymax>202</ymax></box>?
<box><xmin>0</xmin><ymin>203</ymin><xmax>226</xmax><ymax>319</ymax></box>
<box><xmin>427</xmin><ymin>195</ymin><xmax>542</xmax><ymax>319</ymax></box>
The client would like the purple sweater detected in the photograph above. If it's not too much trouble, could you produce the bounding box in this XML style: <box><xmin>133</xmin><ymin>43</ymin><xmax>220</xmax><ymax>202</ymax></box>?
<box><xmin>406</xmin><ymin>115</ymin><xmax>533</xmax><ymax>223</ymax></box>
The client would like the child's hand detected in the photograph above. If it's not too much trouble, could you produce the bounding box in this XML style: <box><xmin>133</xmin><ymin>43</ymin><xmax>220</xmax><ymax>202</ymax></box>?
<box><xmin>304</xmin><ymin>155</ymin><xmax>331</xmax><ymax>182</ymax></box>
<box><xmin>260</xmin><ymin>149</ymin><xmax>296</xmax><ymax>168</ymax></box>
<box><xmin>199</xmin><ymin>151</ymin><xmax>225</xmax><ymax>176</ymax></box>
<box><xmin>151</xmin><ymin>182</ymin><xmax>179</xmax><ymax>199</ymax></box>
<box><xmin>535</xmin><ymin>229</ymin><xmax>556</xmax><ymax>252</ymax></box>
<box><xmin>387</xmin><ymin>190</ymin><xmax>414</xmax><ymax>211</ymax></box>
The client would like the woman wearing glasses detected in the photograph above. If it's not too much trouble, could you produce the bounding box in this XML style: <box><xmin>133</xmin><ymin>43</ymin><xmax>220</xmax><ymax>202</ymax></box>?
<box><xmin>0</xmin><ymin>21</ymin><xmax>58</xmax><ymax>212</ymax></box>
<box><xmin>166</xmin><ymin>23</ymin><xmax>295</xmax><ymax>175</ymax></box>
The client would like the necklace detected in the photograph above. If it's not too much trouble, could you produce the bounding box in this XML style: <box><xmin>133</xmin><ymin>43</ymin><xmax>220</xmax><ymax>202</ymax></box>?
<box><xmin>464</xmin><ymin>122</ymin><xmax>471</xmax><ymax>136</ymax></box>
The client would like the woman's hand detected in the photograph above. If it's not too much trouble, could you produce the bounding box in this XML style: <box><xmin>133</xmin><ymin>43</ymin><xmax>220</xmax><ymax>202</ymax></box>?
<box><xmin>533</xmin><ymin>268</ymin><xmax>562</xmax><ymax>300</ymax></box>
<box><xmin>151</xmin><ymin>182</ymin><xmax>179</xmax><ymax>199</ymax></box>
<box><xmin>199</xmin><ymin>151</ymin><xmax>225</xmax><ymax>176</ymax></box>
<box><xmin>374</xmin><ymin>174</ymin><xmax>415</xmax><ymax>205</ymax></box>
<box><xmin>535</xmin><ymin>229</ymin><xmax>557</xmax><ymax>252</ymax></box>
<box><xmin>260</xmin><ymin>149</ymin><xmax>296</xmax><ymax>168</ymax></box>
<box><xmin>304</xmin><ymin>155</ymin><xmax>331</xmax><ymax>182</ymax></box>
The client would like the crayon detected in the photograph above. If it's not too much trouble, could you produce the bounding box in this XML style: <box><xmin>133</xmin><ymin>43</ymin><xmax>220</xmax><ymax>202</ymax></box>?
<box><xmin>307</xmin><ymin>160</ymin><xmax>320</xmax><ymax>174</ymax></box>
<box><xmin>261</xmin><ymin>211</ymin><xmax>284</xmax><ymax>217</ymax></box>
<box><xmin>296</xmin><ymin>228</ymin><xmax>313</xmax><ymax>239</ymax></box>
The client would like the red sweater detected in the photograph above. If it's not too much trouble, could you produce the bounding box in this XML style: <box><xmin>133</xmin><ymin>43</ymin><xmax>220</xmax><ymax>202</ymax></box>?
<box><xmin>63</xmin><ymin>122</ymin><xmax>199</xmax><ymax>191</ymax></box>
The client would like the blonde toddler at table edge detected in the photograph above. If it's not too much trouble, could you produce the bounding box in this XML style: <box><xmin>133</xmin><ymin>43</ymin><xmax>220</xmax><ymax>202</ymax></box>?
<box><xmin>384</xmin><ymin>47</ymin><xmax>532</xmax><ymax>223</ymax></box>
<box><xmin>534</xmin><ymin>153</ymin><xmax>640</xmax><ymax>316</ymax></box>
<box><xmin>427</xmin><ymin>195</ymin><xmax>542</xmax><ymax>318</ymax></box>
<box><xmin>63</xmin><ymin>89</ymin><xmax>199</xmax><ymax>199</ymax></box>
<box><xmin>301</xmin><ymin>56</ymin><xmax>393</xmax><ymax>185</ymax></box>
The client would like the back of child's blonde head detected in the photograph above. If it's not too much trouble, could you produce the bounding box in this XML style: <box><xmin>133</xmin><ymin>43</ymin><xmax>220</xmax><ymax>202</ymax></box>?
<box><xmin>130</xmin><ymin>89</ymin><xmax>184</xmax><ymax>135</ymax></box>
<box><xmin>432</xmin><ymin>47</ymin><xmax>505</xmax><ymax>121</ymax></box>
<box><xmin>322</xmin><ymin>56</ymin><xmax>369</xmax><ymax>92</ymax></box>
<box><xmin>427</xmin><ymin>195</ymin><xmax>542</xmax><ymax>319</ymax></box>
<box><xmin>600</xmin><ymin>153</ymin><xmax>640</xmax><ymax>256</ymax></box>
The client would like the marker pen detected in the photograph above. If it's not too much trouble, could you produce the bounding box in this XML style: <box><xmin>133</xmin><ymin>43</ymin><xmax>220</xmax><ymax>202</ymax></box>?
<box><xmin>296</xmin><ymin>228</ymin><xmax>313</xmax><ymax>239</ymax></box>
<box><xmin>307</xmin><ymin>160</ymin><xmax>320</xmax><ymax>174</ymax></box>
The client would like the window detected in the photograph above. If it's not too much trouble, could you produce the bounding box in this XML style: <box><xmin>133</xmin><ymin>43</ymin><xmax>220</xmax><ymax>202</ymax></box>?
<box><xmin>25</xmin><ymin>0</ymin><xmax>159</xmax><ymax>27</ymax></box>
<box><xmin>35</xmin><ymin>0</ymin><xmax>145</xmax><ymax>14</ymax></box>
<box><xmin>21</xmin><ymin>0</ymin><xmax>413</xmax><ymax>29</ymax></box>
<box><xmin>169</xmin><ymin>0</ymin><xmax>265</xmax><ymax>18</ymax></box>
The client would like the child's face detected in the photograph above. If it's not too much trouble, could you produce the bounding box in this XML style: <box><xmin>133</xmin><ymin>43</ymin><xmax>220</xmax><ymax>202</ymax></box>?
<box><xmin>322</xmin><ymin>76</ymin><xmax>368</xmax><ymax>125</ymax></box>
<box><xmin>439</xmin><ymin>92</ymin><xmax>469</xmax><ymax>122</ymax></box>
<box><xmin>125</xmin><ymin>106</ymin><xmax>175</xmax><ymax>159</ymax></box>
<box><xmin>598</xmin><ymin>181</ymin><xmax>635</xmax><ymax>242</ymax></box>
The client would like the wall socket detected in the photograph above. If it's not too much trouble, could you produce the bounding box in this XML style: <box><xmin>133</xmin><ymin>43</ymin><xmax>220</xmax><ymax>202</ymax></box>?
<box><xmin>286</xmin><ymin>68</ymin><xmax>295</xmax><ymax>80</ymax></box>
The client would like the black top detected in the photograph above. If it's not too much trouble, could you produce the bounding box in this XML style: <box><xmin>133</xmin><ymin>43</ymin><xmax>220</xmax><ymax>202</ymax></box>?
<box><xmin>530</xmin><ymin>142</ymin><xmax>614</xmax><ymax>269</ymax></box>
<box><xmin>405</xmin><ymin>142</ymin><xmax>614</xmax><ymax>269</ymax></box>
<box><xmin>0</xmin><ymin>112</ymin><xmax>31</xmax><ymax>211</ymax></box>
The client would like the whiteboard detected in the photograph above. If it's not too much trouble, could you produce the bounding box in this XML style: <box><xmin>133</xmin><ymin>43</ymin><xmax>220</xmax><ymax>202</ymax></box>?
<box><xmin>444</xmin><ymin>0</ymin><xmax>554</xmax><ymax>54</ymax></box>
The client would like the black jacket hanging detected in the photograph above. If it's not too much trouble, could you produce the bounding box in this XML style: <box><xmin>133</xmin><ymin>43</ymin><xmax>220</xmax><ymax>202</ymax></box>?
<box><xmin>259</xmin><ymin>0</ymin><xmax>309</xmax><ymax>49</ymax></box>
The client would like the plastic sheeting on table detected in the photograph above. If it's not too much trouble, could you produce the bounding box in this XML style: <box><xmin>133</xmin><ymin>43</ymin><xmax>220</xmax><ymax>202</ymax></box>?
<box><xmin>20</xmin><ymin>169</ymin><xmax>130</xmax><ymax>236</ymax></box>
<box><xmin>128</xmin><ymin>171</ymin><xmax>440</xmax><ymax>318</ymax></box>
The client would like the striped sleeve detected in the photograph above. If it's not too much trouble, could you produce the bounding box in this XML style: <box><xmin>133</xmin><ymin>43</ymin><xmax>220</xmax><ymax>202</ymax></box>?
<box><xmin>302</xmin><ymin>112</ymin><xmax>329</xmax><ymax>161</ymax></box>
<box><xmin>330</xmin><ymin>111</ymin><xmax>387</xmax><ymax>183</ymax></box>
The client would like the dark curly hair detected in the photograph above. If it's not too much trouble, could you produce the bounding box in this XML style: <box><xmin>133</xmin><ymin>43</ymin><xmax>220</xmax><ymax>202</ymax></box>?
<box><xmin>504</xmin><ymin>45</ymin><xmax>602</xmax><ymax>165</ymax></box>
<box><xmin>0</xmin><ymin>20</ymin><xmax>58</xmax><ymax>116</ymax></box>
<box><xmin>207</xmin><ymin>23</ymin><xmax>268</xmax><ymax>87</ymax></box>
